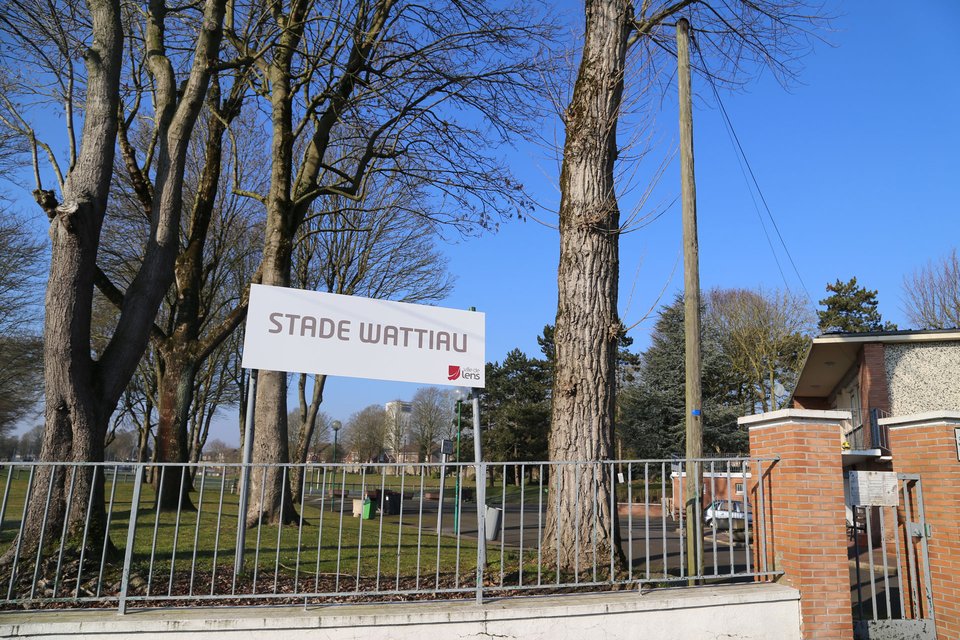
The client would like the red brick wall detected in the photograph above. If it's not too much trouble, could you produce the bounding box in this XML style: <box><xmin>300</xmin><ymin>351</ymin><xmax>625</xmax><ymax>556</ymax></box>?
<box><xmin>888</xmin><ymin>420</ymin><xmax>960</xmax><ymax>640</ymax></box>
<box><xmin>748</xmin><ymin>415</ymin><xmax>852</xmax><ymax>640</ymax></box>
<box><xmin>859</xmin><ymin>344</ymin><xmax>890</xmax><ymax>424</ymax></box>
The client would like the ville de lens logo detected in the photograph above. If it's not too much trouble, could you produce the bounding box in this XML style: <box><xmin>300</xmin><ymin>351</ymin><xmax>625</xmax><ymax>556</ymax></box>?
<box><xmin>448</xmin><ymin>365</ymin><xmax>481</xmax><ymax>382</ymax></box>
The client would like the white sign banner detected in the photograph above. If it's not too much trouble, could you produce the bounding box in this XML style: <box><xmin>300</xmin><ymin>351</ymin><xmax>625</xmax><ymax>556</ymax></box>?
<box><xmin>241</xmin><ymin>284</ymin><xmax>485</xmax><ymax>387</ymax></box>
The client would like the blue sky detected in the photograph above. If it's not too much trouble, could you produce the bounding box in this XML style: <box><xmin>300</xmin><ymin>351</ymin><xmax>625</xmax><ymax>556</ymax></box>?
<box><xmin>6</xmin><ymin>1</ymin><xmax>960</xmax><ymax>443</ymax></box>
<box><xmin>311</xmin><ymin>0</ymin><xmax>960</xmax><ymax>434</ymax></box>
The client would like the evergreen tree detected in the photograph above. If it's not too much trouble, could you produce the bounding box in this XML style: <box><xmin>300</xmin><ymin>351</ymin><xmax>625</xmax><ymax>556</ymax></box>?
<box><xmin>618</xmin><ymin>295</ymin><xmax>745</xmax><ymax>459</ymax></box>
<box><xmin>817</xmin><ymin>277</ymin><xmax>897</xmax><ymax>333</ymax></box>
<box><xmin>481</xmin><ymin>349</ymin><xmax>552</xmax><ymax>464</ymax></box>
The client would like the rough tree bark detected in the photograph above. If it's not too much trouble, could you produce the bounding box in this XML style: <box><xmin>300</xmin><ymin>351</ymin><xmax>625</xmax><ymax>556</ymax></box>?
<box><xmin>247</xmin><ymin>0</ymin><xmax>395</xmax><ymax>527</ymax></box>
<box><xmin>150</xmin><ymin>75</ymin><xmax>250</xmax><ymax>510</ymax></box>
<box><xmin>5</xmin><ymin>0</ymin><xmax>227</xmax><ymax>562</ymax></box>
<box><xmin>542</xmin><ymin>0</ymin><xmax>631</xmax><ymax>574</ymax></box>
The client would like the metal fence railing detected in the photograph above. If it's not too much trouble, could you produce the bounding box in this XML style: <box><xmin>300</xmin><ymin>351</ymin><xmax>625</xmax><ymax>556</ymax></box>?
<box><xmin>842</xmin><ymin>408</ymin><xmax>891</xmax><ymax>451</ymax></box>
<box><xmin>0</xmin><ymin>457</ymin><xmax>779</xmax><ymax>612</ymax></box>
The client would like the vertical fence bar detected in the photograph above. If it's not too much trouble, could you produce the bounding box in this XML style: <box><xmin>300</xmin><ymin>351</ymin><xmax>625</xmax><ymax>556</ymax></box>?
<box><xmin>334</xmin><ymin>466</ymin><xmax>346</xmax><ymax>593</ymax></box>
<box><xmin>499</xmin><ymin>463</ymin><xmax>506</xmax><ymax>587</ymax></box>
<box><xmin>29</xmin><ymin>464</ymin><xmax>58</xmax><ymax>600</ymax></box>
<box><xmin>415</xmin><ymin>470</ymin><xmax>425</xmax><ymax>590</ymax></box>
<box><xmin>537</xmin><ymin>463</ymin><xmax>543</xmax><ymax>586</ymax></box>
<box><xmin>644</xmin><ymin>463</ymin><xmax>650</xmax><ymax>582</ymax></box>
<box><xmin>853</xmin><ymin>506</ymin><xmax>864</xmax><ymax>619</ymax></box>
<box><xmin>660</xmin><ymin>463</ymin><xmax>666</xmax><ymax>580</ymax></box>
<box><xmin>574</xmin><ymin>463</ymin><xmax>581</xmax><ymax>582</ymax></box>
<box><xmin>7</xmin><ymin>465</ymin><xmax>35</xmax><ymax>600</ymax></box>
<box><xmin>865</xmin><ymin>508</ymin><xmax>878</xmax><ymax>619</ymax></box>
<box><xmin>757</xmin><ymin>459</ymin><xmax>769</xmax><ymax>575</ymax></box>
<box><xmin>166</xmin><ymin>466</ymin><xmax>187</xmax><ymax>597</ymax></box>
<box><xmin>879</xmin><ymin>507</ymin><xmax>892</xmax><ymax>619</ymax></box>
<box><xmin>708</xmin><ymin>461</ymin><xmax>716</xmax><ymax>575</ymax></box>
<box><xmin>314</xmin><ymin>466</ymin><xmax>328</xmax><ymax>594</ymax></box>
<box><xmin>97</xmin><ymin>466</ymin><xmax>120</xmax><ymax>598</ymax></box>
<box><xmin>358</xmin><ymin>468</ymin><xmax>368</xmax><ymax>593</ymax></box>
<box><xmin>395</xmin><ymin>468</ymin><xmax>406</xmax><ymax>592</ymax></box>
<box><xmin>75</xmin><ymin>466</ymin><xmax>98</xmax><ymax>599</ymax></box>
<box><xmin>52</xmin><ymin>466</ymin><xmax>79</xmax><ymax>598</ymax></box>
<box><xmin>376</xmin><ymin>469</ymin><xmax>386</xmax><ymax>592</ymax></box>
<box><xmin>235</xmin><ymin>370</ymin><xmax>256</xmax><ymax>577</ymax></box>
<box><xmin>608</xmin><ymin>462</ymin><xmax>615</xmax><ymax>580</ymax></box>
<box><xmin>725</xmin><ymin>461</ymin><xmax>733</xmax><ymax>573</ymax></box>
<box><xmin>627</xmin><ymin>463</ymin><xmax>633</xmax><ymax>582</ymax></box>
<box><xmin>912</xmin><ymin>479</ymin><xmax>936</xmax><ymax>621</ymax></box>
<box><xmin>741</xmin><ymin>461</ymin><xmax>751</xmax><ymax>574</ymax></box>
<box><xmin>901</xmin><ymin>479</ymin><xmax>920</xmax><ymax>619</ymax></box>
<box><xmin>211</xmin><ymin>465</ymin><xmax>228</xmax><ymax>596</ymax></box>
<box><xmin>694</xmin><ymin>460</ymin><xmax>702</xmax><ymax>580</ymax></box>
<box><xmin>274</xmin><ymin>466</ymin><xmax>288</xmax><ymax>593</ymax></box>
<box><xmin>118</xmin><ymin>467</ymin><xmax>144</xmax><ymax>615</ymax></box>
<box><xmin>519</xmin><ymin>464</ymin><xmax>525</xmax><ymax>587</ymax></box>
<box><xmin>454</xmin><ymin>465</ymin><xmax>463</xmax><ymax>589</ymax></box>
<box><xmin>475</xmin><ymin>461</ymin><xmax>486</xmax><ymax>604</ymax></box>
<box><xmin>252</xmin><ymin>466</ymin><xmax>267</xmax><ymax>594</ymax></box>
<box><xmin>148</xmin><ymin>466</ymin><xmax>165</xmax><ymax>596</ymax></box>
<box><xmin>554</xmin><ymin>462</ymin><xmax>561</xmax><ymax>585</ymax></box>
<box><xmin>189</xmin><ymin>467</ymin><xmax>208</xmax><ymax>596</ymax></box>
<box><xmin>678</xmin><ymin>462</ymin><xmax>684</xmax><ymax>578</ymax></box>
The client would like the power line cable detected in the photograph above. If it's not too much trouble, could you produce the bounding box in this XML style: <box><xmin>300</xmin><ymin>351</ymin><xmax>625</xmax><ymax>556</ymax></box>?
<box><xmin>691</xmin><ymin>34</ymin><xmax>813</xmax><ymax>302</ymax></box>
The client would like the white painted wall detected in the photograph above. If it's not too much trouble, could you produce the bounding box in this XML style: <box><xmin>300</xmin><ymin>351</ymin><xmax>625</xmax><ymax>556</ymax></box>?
<box><xmin>1</xmin><ymin>583</ymin><xmax>800</xmax><ymax>640</ymax></box>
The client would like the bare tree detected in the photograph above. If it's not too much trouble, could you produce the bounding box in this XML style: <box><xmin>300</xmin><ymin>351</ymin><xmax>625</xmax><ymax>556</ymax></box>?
<box><xmin>411</xmin><ymin>387</ymin><xmax>453</xmax><ymax>463</ymax></box>
<box><xmin>0</xmin><ymin>0</ymin><xmax>228</xmax><ymax>558</ymax></box>
<box><xmin>287</xmin><ymin>170</ymin><xmax>453</xmax><ymax>498</ymax></box>
<box><xmin>904</xmin><ymin>248</ymin><xmax>960</xmax><ymax>330</ymax></box>
<box><xmin>708</xmin><ymin>288</ymin><xmax>813</xmax><ymax>413</ymax></box>
<box><xmin>95</xmin><ymin>93</ymin><xmax>265</xmax><ymax>508</ymax></box>
<box><xmin>237</xmin><ymin>0</ymin><xmax>553</xmax><ymax>526</ymax></box>
<box><xmin>345</xmin><ymin>405</ymin><xmax>388</xmax><ymax>463</ymax></box>
<box><xmin>0</xmin><ymin>210</ymin><xmax>44</xmax><ymax>434</ymax></box>
<box><xmin>545</xmin><ymin>0</ymin><xmax>826</xmax><ymax>572</ymax></box>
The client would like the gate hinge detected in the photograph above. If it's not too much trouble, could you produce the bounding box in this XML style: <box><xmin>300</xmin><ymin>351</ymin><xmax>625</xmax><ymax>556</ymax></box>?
<box><xmin>908</xmin><ymin>522</ymin><xmax>933</xmax><ymax>539</ymax></box>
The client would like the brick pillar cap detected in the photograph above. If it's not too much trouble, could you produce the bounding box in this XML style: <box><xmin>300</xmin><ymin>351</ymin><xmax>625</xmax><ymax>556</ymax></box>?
<box><xmin>738</xmin><ymin>408</ymin><xmax>851</xmax><ymax>428</ymax></box>
<box><xmin>879</xmin><ymin>411</ymin><xmax>960</xmax><ymax>429</ymax></box>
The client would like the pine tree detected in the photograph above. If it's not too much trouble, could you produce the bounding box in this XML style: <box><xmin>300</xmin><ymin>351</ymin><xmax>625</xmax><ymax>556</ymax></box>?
<box><xmin>817</xmin><ymin>277</ymin><xmax>897</xmax><ymax>333</ymax></box>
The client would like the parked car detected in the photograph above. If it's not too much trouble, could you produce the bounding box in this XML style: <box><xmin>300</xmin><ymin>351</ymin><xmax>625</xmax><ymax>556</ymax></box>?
<box><xmin>703</xmin><ymin>500</ymin><xmax>753</xmax><ymax>529</ymax></box>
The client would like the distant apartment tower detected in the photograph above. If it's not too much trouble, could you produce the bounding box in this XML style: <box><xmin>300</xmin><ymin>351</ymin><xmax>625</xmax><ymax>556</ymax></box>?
<box><xmin>384</xmin><ymin>400</ymin><xmax>415</xmax><ymax>462</ymax></box>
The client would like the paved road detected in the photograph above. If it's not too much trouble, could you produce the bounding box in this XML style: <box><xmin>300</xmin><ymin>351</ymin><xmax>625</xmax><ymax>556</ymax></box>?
<box><xmin>313</xmin><ymin>494</ymin><xmax>754</xmax><ymax>577</ymax></box>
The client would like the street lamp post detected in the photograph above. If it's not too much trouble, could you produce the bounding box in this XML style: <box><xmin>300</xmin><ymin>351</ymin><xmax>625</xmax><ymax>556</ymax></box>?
<box><xmin>331</xmin><ymin>419</ymin><xmax>342</xmax><ymax>512</ymax></box>
<box><xmin>331</xmin><ymin>420</ymin><xmax>342</xmax><ymax>464</ymax></box>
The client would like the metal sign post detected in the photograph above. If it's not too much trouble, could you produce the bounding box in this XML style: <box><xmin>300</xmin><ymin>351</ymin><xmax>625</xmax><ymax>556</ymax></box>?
<box><xmin>234</xmin><ymin>369</ymin><xmax>257</xmax><ymax>576</ymax></box>
<box><xmin>472</xmin><ymin>388</ymin><xmax>485</xmax><ymax>588</ymax></box>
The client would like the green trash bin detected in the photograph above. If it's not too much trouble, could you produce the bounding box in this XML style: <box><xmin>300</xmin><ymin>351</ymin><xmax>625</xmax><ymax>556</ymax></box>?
<box><xmin>362</xmin><ymin>497</ymin><xmax>375</xmax><ymax>520</ymax></box>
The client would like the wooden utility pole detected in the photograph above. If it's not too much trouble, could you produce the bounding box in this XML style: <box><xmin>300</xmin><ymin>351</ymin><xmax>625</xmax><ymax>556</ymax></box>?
<box><xmin>677</xmin><ymin>16</ymin><xmax>703</xmax><ymax>582</ymax></box>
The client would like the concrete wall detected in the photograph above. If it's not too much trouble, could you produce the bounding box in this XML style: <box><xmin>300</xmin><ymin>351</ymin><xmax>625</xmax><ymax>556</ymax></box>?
<box><xmin>0</xmin><ymin>584</ymin><xmax>801</xmax><ymax>640</ymax></box>
<box><xmin>884</xmin><ymin>341</ymin><xmax>960</xmax><ymax>415</ymax></box>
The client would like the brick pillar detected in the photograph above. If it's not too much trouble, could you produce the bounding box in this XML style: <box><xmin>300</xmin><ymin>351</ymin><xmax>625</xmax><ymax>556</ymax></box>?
<box><xmin>884</xmin><ymin>412</ymin><xmax>960</xmax><ymax>640</ymax></box>
<box><xmin>741</xmin><ymin>409</ymin><xmax>853</xmax><ymax>640</ymax></box>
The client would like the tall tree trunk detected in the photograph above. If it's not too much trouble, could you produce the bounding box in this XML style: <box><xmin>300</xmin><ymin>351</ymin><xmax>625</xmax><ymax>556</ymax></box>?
<box><xmin>543</xmin><ymin>0</ymin><xmax>629</xmax><ymax>573</ymax></box>
<box><xmin>154</xmin><ymin>348</ymin><xmax>196</xmax><ymax>510</ymax></box>
<box><xmin>247</xmin><ymin>213</ymin><xmax>299</xmax><ymax>526</ymax></box>
<box><xmin>6</xmin><ymin>0</ymin><xmax>227</xmax><ymax>566</ymax></box>
<box><xmin>1</xmin><ymin>0</ymin><xmax>125</xmax><ymax>567</ymax></box>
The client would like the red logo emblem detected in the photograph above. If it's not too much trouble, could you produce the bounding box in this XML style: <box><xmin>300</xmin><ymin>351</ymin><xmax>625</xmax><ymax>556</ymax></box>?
<box><xmin>448</xmin><ymin>365</ymin><xmax>461</xmax><ymax>381</ymax></box>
